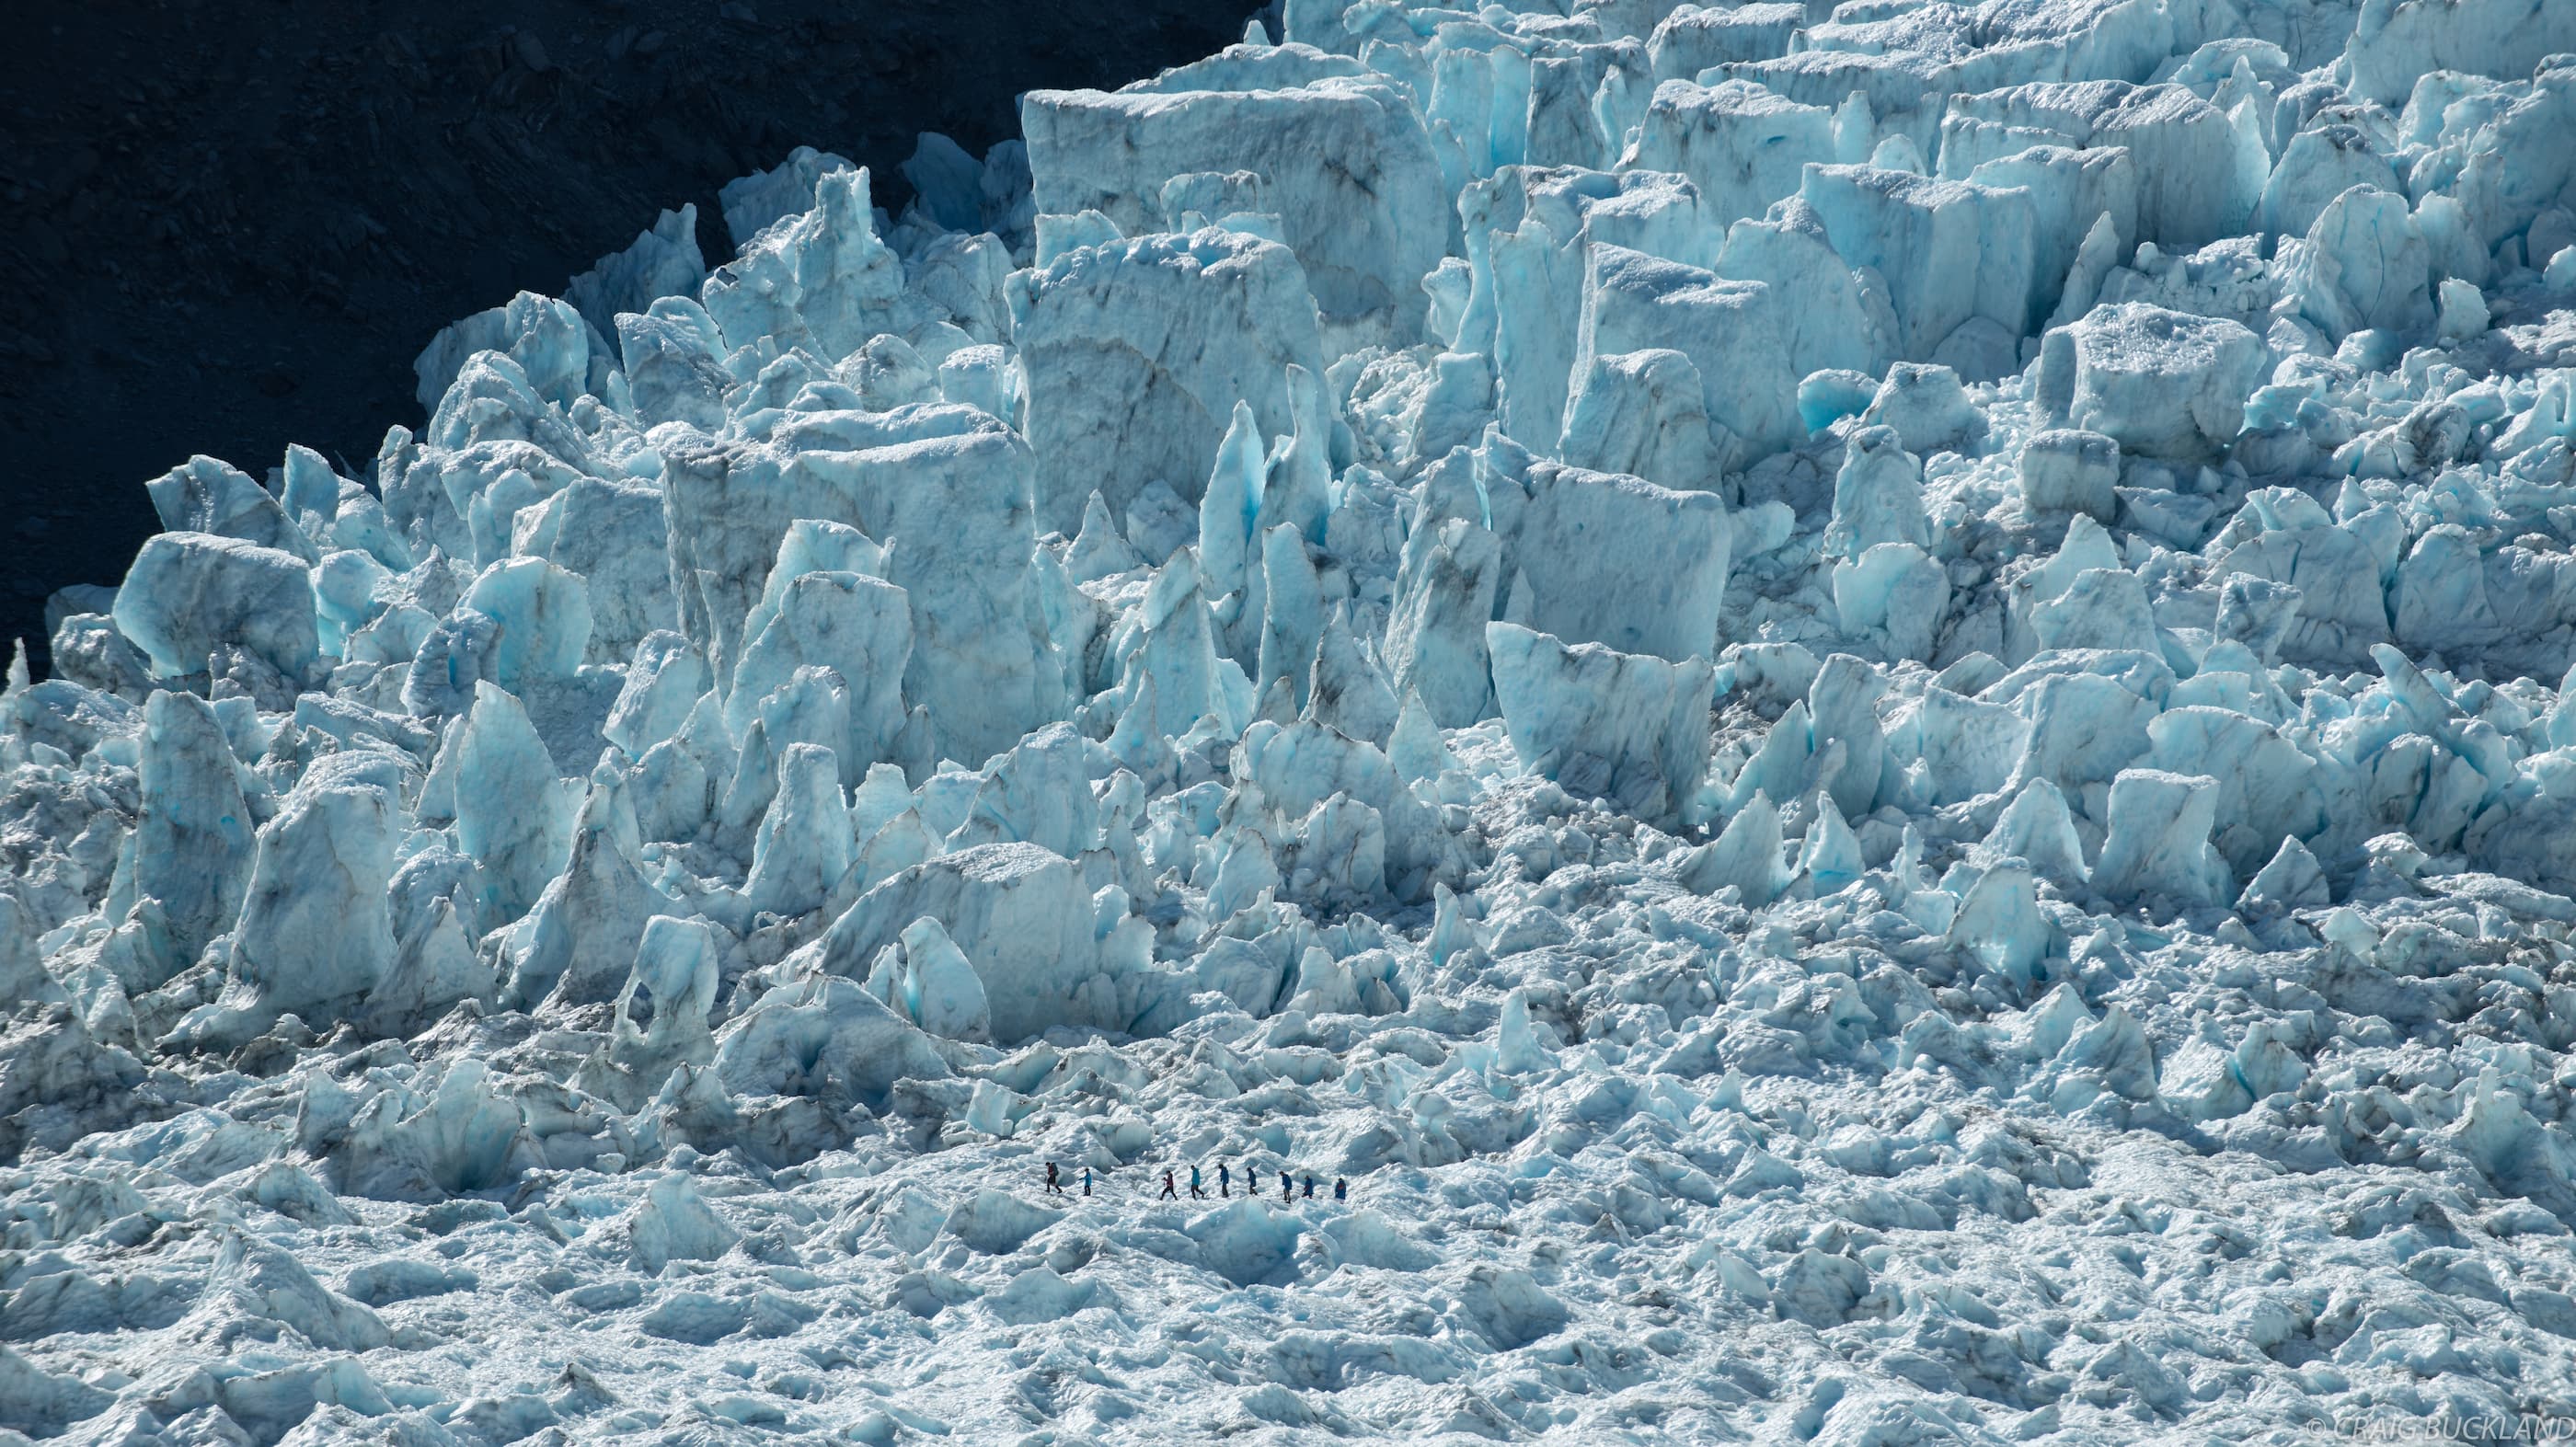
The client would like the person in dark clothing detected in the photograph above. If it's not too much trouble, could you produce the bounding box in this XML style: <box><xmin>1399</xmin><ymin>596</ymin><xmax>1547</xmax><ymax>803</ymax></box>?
<box><xmin>1045</xmin><ymin>1162</ymin><xmax>1063</xmax><ymax>1196</ymax></box>
<box><xmin>1302</xmin><ymin>1175</ymin><xmax>1317</xmax><ymax>1199</ymax></box>
<box><xmin>1083</xmin><ymin>1167</ymin><xmax>1092</xmax><ymax>1197</ymax></box>
<box><xmin>1190</xmin><ymin>1166</ymin><xmax>1206</xmax><ymax>1198</ymax></box>
<box><xmin>1334</xmin><ymin>1177</ymin><xmax>1347</xmax><ymax>1201</ymax></box>
<box><xmin>1218</xmin><ymin>1164</ymin><xmax>1231</xmax><ymax>1198</ymax></box>
<box><xmin>1161</xmin><ymin>1169</ymin><xmax>1178</xmax><ymax>1199</ymax></box>
<box><xmin>1282</xmin><ymin>1170</ymin><xmax>1293</xmax><ymax>1201</ymax></box>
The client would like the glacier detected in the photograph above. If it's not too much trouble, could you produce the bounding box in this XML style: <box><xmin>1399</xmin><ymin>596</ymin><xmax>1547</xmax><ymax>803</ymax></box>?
<box><xmin>7</xmin><ymin>0</ymin><xmax>2576</xmax><ymax>1442</ymax></box>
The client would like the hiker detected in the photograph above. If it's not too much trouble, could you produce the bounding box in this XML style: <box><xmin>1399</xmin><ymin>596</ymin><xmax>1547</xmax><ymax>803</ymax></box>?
<box><xmin>1045</xmin><ymin>1162</ymin><xmax>1063</xmax><ymax>1196</ymax></box>
<box><xmin>1161</xmin><ymin>1168</ymin><xmax>1178</xmax><ymax>1200</ymax></box>
<box><xmin>1190</xmin><ymin>1165</ymin><xmax>1206</xmax><ymax>1199</ymax></box>
<box><xmin>1334</xmin><ymin>1177</ymin><xmax>1346</xmax><ymax>1201</ymax></box>
<box><xmin>1302</xmin><ymin>1175</ymin><xmax>1317</xmax><ymax>1199</ymax></box>
<box><xmin>1083</xmin><ymin>1167</ymin><xmax>1092</xmax><ymax>1198</ymax></box>
<box><xmin>1218</xmin><ymin>1164</ymin><xmax>1231</xmax><ymax>1198</ymax></box>
<box><xmin>1282</xmin><ymin>1169</ymin><xmax>1293</xmax><ymax>1201</ymax></box>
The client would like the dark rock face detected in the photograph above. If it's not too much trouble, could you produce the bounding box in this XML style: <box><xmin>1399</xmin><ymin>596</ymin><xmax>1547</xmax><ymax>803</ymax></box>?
<box><xmin>0</xmin><ymin>0</ymin><xmax>1262</xmax><ymax>672</ymax></box>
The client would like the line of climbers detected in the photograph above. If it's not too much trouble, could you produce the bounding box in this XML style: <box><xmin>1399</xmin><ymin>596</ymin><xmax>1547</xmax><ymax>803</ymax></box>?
<box><xmin>1044</xmin><ymin>1161</ymin><xmax>1347</xmax><ymax>1203</ymax></box>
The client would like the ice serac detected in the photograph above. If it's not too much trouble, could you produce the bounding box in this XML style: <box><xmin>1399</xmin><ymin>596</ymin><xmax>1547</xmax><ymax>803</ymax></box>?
<box><xmin>1488</xmin><ymin>622</ymin><xmax>1713</xmax><ymax>821</ymax></box>
<box><xmin>132</xmin><ymin>691</ymin><xmax>255</xmax><ymax>973</ymax></box>
<box><xmin>2090</xmin><ymin>769</ymin><xmax>2228</xmax><ymax>908</ymax></box>
<box><xmin>889</xmin><ymin>915</ymin><xmax>994</xmax><ymax>1043</ymax></box>
<box><xmin>1623</xmin><ymin>80</ymin><xmax>1834</xmax><ymax>232</ymax></box>
<box><xmin>1259</xmin><ymin>522</ymin><xmax>1327</xmax><ymax>711</ymax></box>
<box><xmin>1966</xmin><ymin>146</ymin><xmax>2138</xmax><ymax>327</ymax></box>
<box><xmin>1938</xmin><ymin>81</ymin><xmax>2264</xmax><ymax>250</ymax></box>
<box><xmin>1016</xmin><ymin>229</ymin><xmax>1328</xmax><ymax>535</ymax></box>
<box><xmin>713</xmin><ymin>972</ymin><xmax>949</xmax><ymax>1114</ymax></box>
<box><xmin>949</xmin><ymin>721</ymin><xmax>1101</xmax><ymax>860</ymax></box>
<box><xmin>115</xmin><ymin>533</ymin><xmax>319</xmax><ymax>683</ymax></box>
<box><xmin>515</xmin><ymin>476</ymin><xmax>676</xmax><ymax>666</ymax></box>
<box><xmin>2345</xmin><ymin>0</ymin><xmax>2576</xmax><ymax>105</ymax></box>
<box><xmin>700</xmin><ymin>166</ymin><xmax>901</xmax><ymax>360</ymax></box>
<box><xmin>743</xmin><ymin>742</ymin><xmax>855</xmax><ymax>923</ymax></box>
<box><xmin>605</xmin><ymin>631</ymin><xmax>708</xmax><ymax>756</ymax></box>
<box><xmin>2259</xmin><ymin>125</ymin><xmax>2400</xmax><ymax>245</ymax></box>
<box><xmin>506</xmin><ymin>772</ymin><xmax>673</xmax><ymax>1010</ymax></box>
<box><xmin>365</xmin><ymin>896</ymin><xmax>492</xmax><ymax>1039</ymax></box>
<box><xmin>454</xmin><ymin>683</ymin><xmax>572</xmax><ymax>926</ymax></box>
<box><xmin>1470</xmin><ymin>171</ymin><xmax>1689</xmax><ymax>453</ymax></box>
<box><xmin>617</xmin><ymin>303</ymin><xmax>731</xmax><ymax>432</ymax></box>
<box><xmin>1513</xmin><ymin>463</ymin><xmax>1730</xmax><ymax>664</ymax></box>
<box><xmin>1559</xmin><ymin>348</ymin><xmax>1723</xmax><ymax>494</ymax></box>
<box><xmin>195</xmin><ymin>1229</ymin><xmax>390</xmax><ymax>1353</ymax></box>
<box><xmin>1383</xmin><ymin>518</ymin><xmax>1501</xmax><ymax>729</ymax></box>
<box><xmin>1023</xmin><ymin>56</ymin><xmax>1447</xmax><ymax>347</ymax></box>
<box><xmin>414</xmin><ymin>291</ymin><xmax>592</xmax><ymax>413</ymax></box>
<box><xmin>1578</xmin><ymin>244</ymin><xmax>1800</xmax><ymax>461</ymax></box>
<box><xmin>461</xmin><ymin>557</ymin><xmax>592</xmax><ymax>693</ymax></box>
<box><xmin>2018</xmin><ymin>428</ymin><xmax>2122</xmax><ymax>519</ymax></box>
<box><xmin>2283</xmin><ymin>185</ymin><xmax>2435</xmax><ymax>342</ymax></box>
<box><xmin>1712</xmin><ymin>211</ymin><xmax>1884</xmax><ymax>381</ymax></box>
<box><xmin>1675</xmin><ymin>791</ymin><xmax>1793</xmax><ymax>905</ymax></box>
<box><xmin>147</xmin><ymin>456</ymin><xmax>316</xmax><ymax>562</ymax></box>
<box><xmin>1648</xmin><ymin>3</ymin><xmax>1803</xmax><ymax>79</ymax></box>
<box><xmin>820</xmin><ymin>842</ymin><xmax>1109</xmax><ymax>1042</ymax></box>
<box><xmin>2035</xmin><ymin>302</ymin><xmax>2265</xmax><ymax>462</ymax></box>
<box><xmin>566</xmin><ymin>204</ymin><xmax>705</xmax><ymax>345</ymax></box>
<box><xmin>661</xmin><ymin>413</ymin><xmax>1053</xmax><ymax>764</ymax></box>
<box><xmin>605</xmin><ymin>916</ymin><xmax>720</xmax><ymax>1081</ymax></box>
<box><xmin>1798</xmin><ymin>166</ymin><xmax>2041</xmax><ymax>375</ymax></box>
<box><xmin>181</xmin><ymin>751</ymin><xmax>402</xmax><ymax>1043</ymax></box>
<box><xmin>719</xmin><ymin>144</ymin><xmax>857</xmax><ymax>248</ymax></box>
<box><xmin>1825</xmin><ymin>427</ymin><xmax>1928</xmax><ymax>561</ymax></box>
<box><xmin>727</xmin><ymin>568</ymin><xmax>912</xmax><ymax>786</ymax></box>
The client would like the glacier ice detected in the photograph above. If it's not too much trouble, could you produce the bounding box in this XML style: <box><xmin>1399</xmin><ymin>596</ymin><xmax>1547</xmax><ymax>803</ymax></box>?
<box><xmin>12</xmin><ymin>2</ymin><xmax>2576</xmax><ymax>1442</ymax></box>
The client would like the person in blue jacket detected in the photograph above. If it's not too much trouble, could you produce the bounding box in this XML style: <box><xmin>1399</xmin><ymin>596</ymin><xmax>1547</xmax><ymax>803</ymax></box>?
<box><xmin>1190</xmin><ymin>1165</ymin><xmax>1206</xmax><ymax>1199</ymax></box>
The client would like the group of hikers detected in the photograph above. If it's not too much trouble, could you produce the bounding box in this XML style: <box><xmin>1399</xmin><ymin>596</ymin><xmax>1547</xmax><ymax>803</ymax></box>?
<box><xmin>1044</xmin><ymin>1161</ymin><xmax>1348</xmax><ymax>1203</ymax></box>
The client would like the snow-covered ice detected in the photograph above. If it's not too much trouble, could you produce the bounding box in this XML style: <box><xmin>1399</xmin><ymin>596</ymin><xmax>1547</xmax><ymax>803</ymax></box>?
<box><xmin>10</xmin><ymin>0</ymin><xmax>2576</xmax><ymax>1442</ymax></box>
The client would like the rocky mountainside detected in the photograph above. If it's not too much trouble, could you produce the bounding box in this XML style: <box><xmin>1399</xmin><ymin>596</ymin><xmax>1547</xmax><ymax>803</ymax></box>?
<box><xmin>0</xmin><ymin>0</ymin><xmax>1261</xmax><ymax>672</ymax></box>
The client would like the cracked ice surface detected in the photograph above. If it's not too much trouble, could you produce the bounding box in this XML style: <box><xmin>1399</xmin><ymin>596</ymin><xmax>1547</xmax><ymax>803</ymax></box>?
<box><xmin>12</xmin><ymin>1</ymin><xmax>2576</xmax><ymax>1442</ymax></box>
